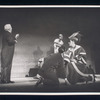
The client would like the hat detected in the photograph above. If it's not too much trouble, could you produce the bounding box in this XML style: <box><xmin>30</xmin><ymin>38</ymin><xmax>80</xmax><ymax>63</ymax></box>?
<box><xmin>68</xmin><ymin>31</ymin><xmax>82</xmax><ymax>42</ymax></box>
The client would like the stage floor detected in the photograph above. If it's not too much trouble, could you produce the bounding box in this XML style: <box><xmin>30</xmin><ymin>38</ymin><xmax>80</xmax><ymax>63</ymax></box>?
<box><xmin>0</xmin><ymin>75</ymin><xmax>100</xmax><ymax>93</ymax></box>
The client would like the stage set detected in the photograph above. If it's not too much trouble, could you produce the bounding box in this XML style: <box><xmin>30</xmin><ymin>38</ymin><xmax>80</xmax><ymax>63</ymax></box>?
<box><xmin>0</xmin><ymin>7</ymin><xmax>100</xmax><ymax>93</ymax></box>
<box><xmin>0</xmin><ymin>75</ymin><xmax>99</xmax><ymax>92</ymax></box>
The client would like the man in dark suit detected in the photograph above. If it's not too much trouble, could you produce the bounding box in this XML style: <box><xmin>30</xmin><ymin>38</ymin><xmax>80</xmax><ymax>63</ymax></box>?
<box><xmin>35</xmin><ymin>46</ymin><xmax>68</xmax><ymax>88</ymax></box>
<box><xmin>1</xmin><ymin>24</ymin><xmax>19</xmax><ymax>83</ymax></box>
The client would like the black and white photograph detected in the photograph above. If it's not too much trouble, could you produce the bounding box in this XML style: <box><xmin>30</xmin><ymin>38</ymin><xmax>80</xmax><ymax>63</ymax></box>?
<box><xmin>0</xmin><ymin>5</ymin><xmax>100</xmax><ymax>95</ymax></box>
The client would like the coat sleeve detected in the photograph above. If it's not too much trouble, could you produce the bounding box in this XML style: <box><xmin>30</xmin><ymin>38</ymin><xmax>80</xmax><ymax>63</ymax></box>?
<box><xmin>75</xmin><ymin>47</ymin><xmax>87</xmax><ymax>64</ymax></box>
<box><xmin>6</xmin><ymin>32</ymin><xmax>16</xmax><ymax>45</ymax></box>
<box><xmin>57</xmin><ymin>58</ymin><xmax>66</xmax><ymax>78</ymax></box>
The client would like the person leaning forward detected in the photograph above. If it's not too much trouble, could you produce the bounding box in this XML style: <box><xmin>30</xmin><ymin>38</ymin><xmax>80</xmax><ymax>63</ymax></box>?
<box><xmin>35</xmin><ymin>46</ymin><xmax>70</xmax><ymax>88</ymax></box>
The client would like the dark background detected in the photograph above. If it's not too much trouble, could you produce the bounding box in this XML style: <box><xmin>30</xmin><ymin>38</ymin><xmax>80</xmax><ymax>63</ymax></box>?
<box><xmin>0</xmin><ymin>8</ymin><xmax>100</xmax><ymax>73</ymax></box>
<box><xmin>0</xmin><ymin>0</ymin><xmax>100</xmax><ymax>98</ymax></box>
<box><xmin>0</xmin><ymin>0</ymin><xmax>100</xmax><ymax>5</ymax></box>
<box><xmin>0</xmin><ymin>0</ymin><xmax>100</xmax><ymax>99</ymax></box>
<box><xmin>0</xmin><ymin>95</ymin><xmax>100</xmax><ymax>100</ymax></box>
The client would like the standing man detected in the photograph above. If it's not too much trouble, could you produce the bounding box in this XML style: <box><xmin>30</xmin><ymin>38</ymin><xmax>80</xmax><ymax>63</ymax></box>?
<box><xmin>1</xmin><ymin>24</ymin><xmax>19</xmax><ymax>83</ymax></box>
<box><xmin>54</xmin><ymin>34</ymin><xmax>64</xmax><ymax>53</ymax></box>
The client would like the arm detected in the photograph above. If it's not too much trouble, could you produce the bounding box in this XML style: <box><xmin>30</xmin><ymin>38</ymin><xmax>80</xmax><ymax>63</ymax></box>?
<box><xmin>6</xmin><ymin>32</ymin><xmax>16</xmax><ymax>45</ymax></box>
<box><xmin>75</xmin><ymin>47</ymin><xmax>87</xmax><ymax>64</ymax></box>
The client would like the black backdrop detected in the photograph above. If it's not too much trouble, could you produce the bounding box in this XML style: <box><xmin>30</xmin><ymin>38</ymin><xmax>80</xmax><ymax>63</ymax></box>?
<box><xmin>0</xmin><ymin>8</ymin><xmax>100</xmax><ymax>73</ymax></box>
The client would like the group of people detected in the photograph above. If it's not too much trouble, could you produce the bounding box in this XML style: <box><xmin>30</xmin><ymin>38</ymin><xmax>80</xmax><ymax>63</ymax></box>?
<box><xmin>35</xmin><ymin>32</ymin><xmax>95</xmax><ymax>88</ymax></box>
<box><xmin>0</xmin><ymin>23</ymin><xmax>94</xmax><ymax>87</ymax></box>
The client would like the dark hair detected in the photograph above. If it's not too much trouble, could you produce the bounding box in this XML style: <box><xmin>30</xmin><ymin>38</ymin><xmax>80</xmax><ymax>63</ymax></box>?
<box><xmin>58</xmin><ymin>45</ymin><xmax>65</xmax><ymax>53</ymax></box>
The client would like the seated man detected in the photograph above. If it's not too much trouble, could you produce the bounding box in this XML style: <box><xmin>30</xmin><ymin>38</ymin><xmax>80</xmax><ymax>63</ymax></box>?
<box><xmin>35</xmin><ymin>46</ymin><xmax>69</xmax><ymax>88</ymax></box>
<box><xmin>63</xmin><ymin>31</ymin><xmax>95</xmax><ymax>85</ymax></box>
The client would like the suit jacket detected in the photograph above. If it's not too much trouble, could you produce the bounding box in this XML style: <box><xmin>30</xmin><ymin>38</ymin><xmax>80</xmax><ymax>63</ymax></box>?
<box><xmin>40</xmin><ymin>53</ymin><xmax>66</xmax><ymax>78</ymax></box>
<box><xmin>1</xmin><ymin>31</ymin><xmax>16</xmax><ymax>67</ymax></box>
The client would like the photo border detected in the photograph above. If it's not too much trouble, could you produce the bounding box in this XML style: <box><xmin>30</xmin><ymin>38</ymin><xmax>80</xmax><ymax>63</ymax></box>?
<box><xmin>0</xmin><ymin>5</ymin><xmax>100</xmax><ymax>95</ymax></box>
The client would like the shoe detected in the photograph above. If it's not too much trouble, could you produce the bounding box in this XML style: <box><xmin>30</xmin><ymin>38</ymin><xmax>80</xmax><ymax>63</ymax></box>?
<box><xmin>86</xmin><ymin>75</ymin><xmax>94</xmax><ymax>84</ymax></box>
<box><xmin>0</xmin><ymin>80</ymin><xmax>15</xmax><ymax>84</ymax></box>
<box><xmin>7</xmin><ymin>81</ymin><xmax>15</xmax><ymax>83</ymax></box>
<box><xmin>0</xmin><ymin>80</ymin><xmax>7</xmax><ymax>84</ymax></box>
<box><xmin>91</xmin><ymin>74</ymin><xmax>95</xmax><ymax>83</ymax></box>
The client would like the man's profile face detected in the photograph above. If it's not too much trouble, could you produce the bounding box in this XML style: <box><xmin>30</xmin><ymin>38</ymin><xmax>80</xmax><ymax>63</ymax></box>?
<box><xmin>4</xmin><ymin>24</ymin><xmax>12</xmax><ymax>32</ymax></box>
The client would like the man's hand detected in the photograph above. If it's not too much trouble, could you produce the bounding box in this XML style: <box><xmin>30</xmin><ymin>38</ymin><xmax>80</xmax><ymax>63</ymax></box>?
<box><xmin>15</xmin><ymin>34</ymin><xmax>19</xmax><ymax>39</ymax></box>
<box><xmin>15</xmin><ymin>40</ymin><xmax>17</xmax><ymax>43</ymax></box>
